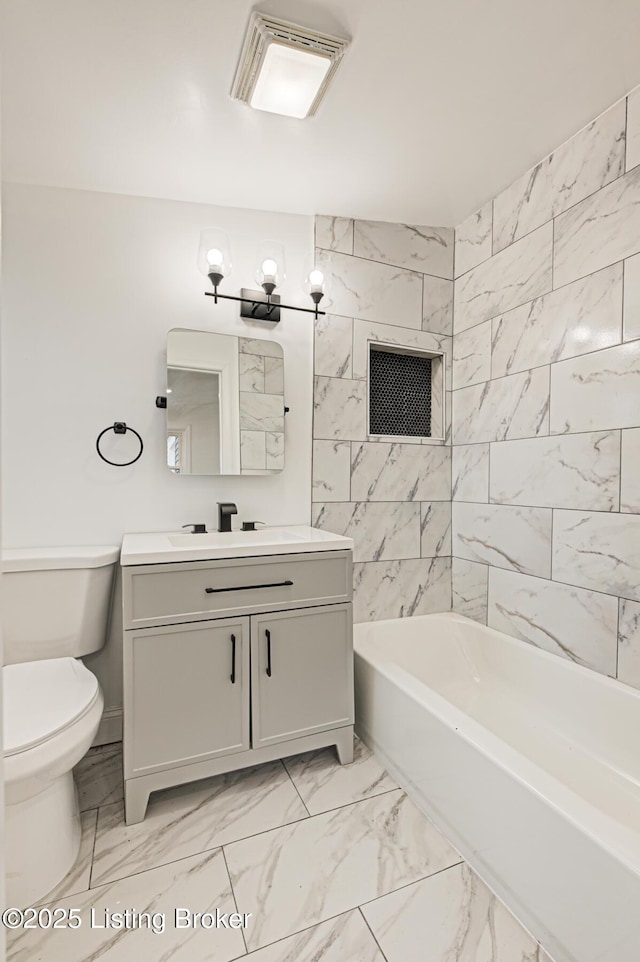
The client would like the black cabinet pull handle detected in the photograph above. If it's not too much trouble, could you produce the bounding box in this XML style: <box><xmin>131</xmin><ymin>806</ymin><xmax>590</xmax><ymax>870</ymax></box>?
<box><xmin>205</xmin><ymin>580</ymin><xmax>293</xmax><ymax>594</ymax></box>
<box><xmin>230</xmin><ymin>633</ymin><xmax>236</xmax><ymax>685</ymax></box>
<box><xmin>266</xmin><ymin>628</ymin><xmax>272</xmax><ymax>678</ymax></box>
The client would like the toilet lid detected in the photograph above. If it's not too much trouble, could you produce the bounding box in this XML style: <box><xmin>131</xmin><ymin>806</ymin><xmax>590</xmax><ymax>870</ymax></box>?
<box><xmin>3</xmin><ymin>658</ymin><xmax>100</xmax><ymax>757</ymax></box>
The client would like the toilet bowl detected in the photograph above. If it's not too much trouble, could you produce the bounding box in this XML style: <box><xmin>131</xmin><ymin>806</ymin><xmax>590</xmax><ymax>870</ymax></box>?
<box><xmin>2</xmin><ymin>546</ymin><xmax>119</xmax><ymax>907</ymax></box>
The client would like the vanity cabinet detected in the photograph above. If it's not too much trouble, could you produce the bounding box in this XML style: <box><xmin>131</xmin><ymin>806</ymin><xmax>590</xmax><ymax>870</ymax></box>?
<box><xmin>122</xmin><ymin>549</ymin><xmax>354</xmax><ymax>824</ymax></box>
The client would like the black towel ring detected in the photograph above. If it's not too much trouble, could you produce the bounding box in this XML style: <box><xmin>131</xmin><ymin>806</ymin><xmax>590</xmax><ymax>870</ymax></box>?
<box><xmin>96</xmin><ymin>422</ymin><xmax>144</xmax><ymax>467</ymax></box>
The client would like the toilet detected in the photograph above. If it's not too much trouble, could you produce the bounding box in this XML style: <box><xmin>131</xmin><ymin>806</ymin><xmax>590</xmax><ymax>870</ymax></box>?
<box><xmin>2</xmin><ymin>545</ymin><xmax>119</xmax><ymax>907</ymax></box>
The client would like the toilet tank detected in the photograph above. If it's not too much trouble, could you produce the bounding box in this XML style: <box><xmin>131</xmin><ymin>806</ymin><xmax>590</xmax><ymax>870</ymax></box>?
<box><xmin>1</xmin><ymin>546</ymin><xmax>120</xmax><ymax>665</ymax></box>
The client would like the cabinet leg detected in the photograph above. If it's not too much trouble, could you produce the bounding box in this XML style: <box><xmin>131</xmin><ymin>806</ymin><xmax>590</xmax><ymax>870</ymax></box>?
<box><xmin>335</xmin><ymin>727</ymin><xmax>354</xmax><ymax>765</ymax></box>
<box><xmin>124</xmin><ymin>779</ymin><xmax>151</xmax><ymax>825</ymax></box>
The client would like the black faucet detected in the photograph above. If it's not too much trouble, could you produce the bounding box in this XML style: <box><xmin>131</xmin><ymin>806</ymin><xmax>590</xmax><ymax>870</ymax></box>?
<box><xmin>217</xmin><ymin>502</ymin><xmax>237</xmax><ymax>533</ymax></box>
<box><xmin>182</xmin><ymin>523</ymin><xmax>207</xmax><ymax>534</ymax></box>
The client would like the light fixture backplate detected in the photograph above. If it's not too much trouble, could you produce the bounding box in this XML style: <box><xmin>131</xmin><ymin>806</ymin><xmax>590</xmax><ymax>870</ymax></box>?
<box><xmin>231</xmin><ymin>12</ymin><xmax>349</xmax><ymax>118</ymax></box>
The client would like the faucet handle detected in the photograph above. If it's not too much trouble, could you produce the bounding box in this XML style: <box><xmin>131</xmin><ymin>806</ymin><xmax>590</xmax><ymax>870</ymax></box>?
<box><xmin>241</xmin><ymin>521</ymin><xmax>266</xmax><ymax>531</ymax></box>
<box><xmin>182</xmin><ymin>523</ymin><xmax>207</xmax><ymax>534</ymax></box>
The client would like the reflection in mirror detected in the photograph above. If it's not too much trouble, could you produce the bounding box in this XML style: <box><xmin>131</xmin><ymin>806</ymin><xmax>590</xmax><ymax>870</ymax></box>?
<box><xmin>165</xmin><ymin>329</ymin><xmax>285</xmax><ymax>476</ymax></box>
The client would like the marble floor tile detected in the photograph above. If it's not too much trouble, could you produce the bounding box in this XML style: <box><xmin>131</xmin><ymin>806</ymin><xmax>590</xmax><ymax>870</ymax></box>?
<box><xmin>312</xmin><ymin>501</ymin><xmax>421</xmax><ymax>563</ymax></box>
<box><xmin>353</xmin><ymin>557</ymin><xmax>452</xmax><ymax>622</ymax></box>
<box><xmin>74</xmin><ymin>744</ymin><xmax>123</xmax><ymax>812</ymax></box>
<box><xmin>354</xmin><ymin>219</ymin><xmax>454</xmax><ymax>278</ymax></box>
<box><xmin>225</xmin><ymin>789</ymin><xmax>461</xmax><ymax>951</ymax></box>
<box><xmin>8</xmin><ymin>848</ymin><xmax>245</xmax><ymax>962</ymax></box>
<box><xmin>283</xmin><ymin>735</ymin><xmax>398</xmax><ymax>815</ymax></box>
<box><xmin>554</xmin><ymin>164</ymin><xmax>640</xmax><ymax>287</ymax></box>
<box><xmin>623</xmin><ymin>252</ymin><xmax>640</xmax><ymax>341</ymax></box>
<box><xmin>312</xmin><ymin>440</ymin><xmax>351</xmax><ymax>502</ymax></box>
<box><xmin>39</xmin><ymin>809</ymin><xmax>97</xmax><ymax>905</ymax></box>
<box><xmin>488</xmin><ymin>568</ymin><xmax>618</xmax><ymax>674</ymax></box>
<box><xmin>361</xmin><ymin>862</ymin><xmax>539</xmax><ymax>962</ymax></box>
<box><xmin>316</xmin><ymin>215</ymin><xmax>354</xmax><ymax>254</ymax></box>
<box><xmin>452</xmin><ymin>558</ymin><xmax>488</xmax><ymax>623</ymax></box>
<box><xmin>455</xmin><ymin>202</ymin><xmax>493</xmax><ymax>278</ymax></box>
<box><xmin>245</xmin><ymin>910</ymin><xmax>384</xmax><ymax>962</ymax></box>
<box><xmin>91</xmin><ymin>760</ymin><xmax>307</xmax><ymax>887</ymax></box>
<box><xmin>617</xmin><ymin>598</ymin><xmax>640</xmax><ymax>690</ymax></box>
<box><xmin>454</xmin><ymin>223</ymin><xmax>552</xmax><ymax>334</ymax></box>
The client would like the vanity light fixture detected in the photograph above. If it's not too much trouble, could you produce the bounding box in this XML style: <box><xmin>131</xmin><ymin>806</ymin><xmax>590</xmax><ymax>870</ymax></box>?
<box><xmin>231</xmin><ymin>12</ymin><xmax>349</xmax><ymax>119</ymax></box>
<box><xmin>198</xmin><ymin>230</ymin><xmax>329</xmax><ymax>322</ymax></box>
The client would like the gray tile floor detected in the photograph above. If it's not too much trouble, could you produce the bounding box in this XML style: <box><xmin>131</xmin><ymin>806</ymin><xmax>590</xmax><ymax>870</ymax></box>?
<box><xmin>7</xmin><ymin>738</ymin><xmax>552</xmax><ymax>961</ymax></box>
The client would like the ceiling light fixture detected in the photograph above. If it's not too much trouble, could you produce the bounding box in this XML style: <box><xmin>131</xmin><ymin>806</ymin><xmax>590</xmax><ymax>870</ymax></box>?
<box><xmin>198</xmin><ymin>230</ymin><xmax>330</xmax><ymax>322</ymax></box>
<box><xmin>231</xmin><ymin>12</ymin><xmax>349</xmax><ymax>119</ymax></box>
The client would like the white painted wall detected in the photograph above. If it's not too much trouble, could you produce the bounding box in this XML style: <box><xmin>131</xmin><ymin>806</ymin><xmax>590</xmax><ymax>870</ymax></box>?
<box><xmin>1</xmin><ymin>182</ymin><xmax>314</xmax><ymax>716</ymax></box>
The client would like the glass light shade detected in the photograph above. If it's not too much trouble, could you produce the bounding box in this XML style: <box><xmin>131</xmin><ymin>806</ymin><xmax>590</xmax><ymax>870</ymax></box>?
<box><xmin>255</xmin><ymin>241</ymin><xmax>286</xmax><ymax>292</ymax></box>
<box><xmin>304</xmin><ymin>252</ymin><xmax>332</xmax><ymax>306</ymax></box>
<box><xmin>249</xmin><ymin>42</ymin><xmax>332</xmax><ymax>119</ymax></box>
<box><xmin>197</xmin><ymin>229</ymin><xmax>232</xmax><ymax>282</ymax></box>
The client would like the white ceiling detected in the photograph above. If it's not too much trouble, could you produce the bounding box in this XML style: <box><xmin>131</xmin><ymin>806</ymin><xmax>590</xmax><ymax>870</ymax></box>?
<box><xmin>2</xmin><ymin>0</ymin><xmax>640</xmax><ymax>227</ymax></box>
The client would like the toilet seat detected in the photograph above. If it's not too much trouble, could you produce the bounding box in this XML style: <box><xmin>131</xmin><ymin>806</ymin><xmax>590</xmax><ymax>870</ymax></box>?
<box><xmin>3</xmin><ymin>657</ymin><xmax>100</xmax><ymax>757</ymax></box>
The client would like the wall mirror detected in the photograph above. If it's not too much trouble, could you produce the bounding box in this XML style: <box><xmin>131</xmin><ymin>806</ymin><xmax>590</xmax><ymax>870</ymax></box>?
<box><xmin>165</xmin><ymin>329</ymin><xmax>285</xmax><ymax>475</ymax></box>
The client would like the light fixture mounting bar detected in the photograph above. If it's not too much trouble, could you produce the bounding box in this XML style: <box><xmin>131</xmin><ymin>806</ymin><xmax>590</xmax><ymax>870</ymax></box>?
<box><xmin>204</xmin><ymin>289</ymin><xmax>325</xmax><ymax>321</ymax></box>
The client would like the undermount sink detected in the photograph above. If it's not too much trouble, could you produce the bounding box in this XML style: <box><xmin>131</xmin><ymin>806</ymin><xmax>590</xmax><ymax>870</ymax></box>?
<box><xmin>168</xmin><ymin>529</ymin><xmax>307</xmax><ymax>548</ymax></box>
<box><xmin>120</xmin><ymin>525</ymin><xmax>354</xmax><ymax>565</ymax></box>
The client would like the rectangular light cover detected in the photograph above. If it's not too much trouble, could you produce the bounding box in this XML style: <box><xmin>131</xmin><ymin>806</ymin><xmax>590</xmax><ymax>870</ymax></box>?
<box><xmin>250</xmin><ymin>43</ymin><xmax>332</xmax><ymax>119</ymax></box>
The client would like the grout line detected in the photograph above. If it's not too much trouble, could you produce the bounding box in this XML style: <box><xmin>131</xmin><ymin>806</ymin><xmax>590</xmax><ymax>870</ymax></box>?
<box><xmin>358</xmin><ymin>906</ymin><xmax>390</xmax><ymax>961</ymax></box>
<box><xmin>282</xmin><ymin>759</ymin><xmax>312</xmax><ymax>818</ymax></box>
<box><xmin>450</xmin><ymin>424</ymin><xmax>640</xmax><ymax>446</ymax></box>
<box><xmin>221</xmin><ymin>845</ymin><xmax>249</xmax><ymax>956</ymax></box>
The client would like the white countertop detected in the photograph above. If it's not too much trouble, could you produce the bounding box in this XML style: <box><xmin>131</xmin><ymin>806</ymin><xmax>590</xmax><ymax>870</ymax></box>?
<box><xmin>120</xmin><ymin>526</ymin><xmax>354</xmax><ymax>565</ymax></box>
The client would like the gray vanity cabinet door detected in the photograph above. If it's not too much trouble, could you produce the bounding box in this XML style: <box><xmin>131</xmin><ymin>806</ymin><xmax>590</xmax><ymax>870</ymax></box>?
<box><xmin>250</xmin><ymin>604</ymin><xmax>354</xmax><ymax>748</ymax></box>
<box><xmin>124</xmin><ymin>617</ymin><xmax>250</xmax><ymax>776</ymax></box>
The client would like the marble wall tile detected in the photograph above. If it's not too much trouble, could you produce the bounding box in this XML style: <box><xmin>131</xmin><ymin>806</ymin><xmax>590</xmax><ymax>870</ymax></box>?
<box><xmin>283</xmin><ymin>737</ymin><xmax>398</xmax><ymax>816</ymax></box>
<box><xmin>453</xmin><ymin>366</ymin><xmax>550</xmax><ymax>444</ymax></box>
<box><xmin>329</xmin><ymin>251</ymin><xmax>423</xmax><ymax>329</ymax></box>
<box><xmin>554</xmin><ymin>165</ymin><xmax>640</xmax><ymax>287</ymax></box>
<box><xmin>621</xmin><ymin>428</ymin><xmax>640</xmax><ymax>513</ymax></box>
<box><xmin>351</xmin><ymin>442</ymin><xmax>450</xmax><ymax>501</ymax></box>
<box><xmin>361</xmin><ymin>863</ymin><xmax>540</xmax><ymax>962</ymax></box>
<box><xmin>493</xmin><ymin>101</ymin><xmax>626</xmax><ymax>253</ymax></box>
<box><xmin>491</xmin><ymin>263</ymin><xmax>623</xmax><ymax>378</ymax></box>
<box><xmin>265</xmin><ymin>431</ymin><xmax>284</xmax><ymax>470</ymax></box>
<box><xmin>312</xmin><ymin>440</ymin><xmax>351</xmax><ymax>501</ymax></box>
<box><xmin>420</xmin><ymin>502</ymin><xmax>451</xmax><ymax>557</ymax></box>
<box><xmin>315</xmin><ymin>314</ymin><xmax>353</xmax><ymax>378</ymax></box>
<box><xmin>353</xmin><ymin>558</ymin><xmax>451</xmax><ymax>622</ymax></box>
<box><xmin>423</xmin><ymin>275</ymin><xmax>454</xmax><ymax>335</ymax></box>
<box><xmin>92</xmin><ymin>761</ymin><xmax>307</xmax><ymax>887</ymax></box>
<box><xmin>627</xmin><ymin>86</ymin><xmax>640</xmax><ymax>172</ymax></box>
<box><xmin>239</xmin><ymin>392</ymin><xmax>284</xmax><ymax>432</ymax></box>
<box><xmin>488</xmin><ymin>568</ymin><xmax>618</xmax><ymax>674</ymax></box>
<box><xmin>314</xmin><ymin>376</ymin><xmax>367</xmax><ymax>441</ymax></box>
<box><xmin>239</xmin><ymin>352</ymin><xmax>264</xmax><ymax>392</ymax></box>
<box><xmin>452</xmin><ymin>443</ymin><xmax>489</xmax><ymax>502</ymax></box>
<box><xmin>452</xmin><ymin>502</ymin><xmax>552</xmax><ymax>577</ymax></box>
<box><xmin>455</xmin><ymin>202</ymin><xmax>493</xmax><ymax>278</ymax></box>
<box><xmin>351</xmin><ymin>319</ymin><xmax>450</xmax><ymax>381</ymax></box>
<box><xmin>454</xmin><ymin>223</ymin><xmax>552</xmax><ymax>334</ymax></box>
<box><xmin>315</xmin><ymin>215</ymin><xmax>354</xmax><ymax>254</ymax></box>
<box><xmin>452</xmin><ymin>320</ymin><xmax>491</xmax><ymax>389</ymax></box>
<box><xmin>452</xmin><ymin>558</ymin><xmax>488</xmax><ymax>622</ymax></box>
<box><xmin>245</xmin><ymin>911</ymin><xmax>386</xmax><ymax>962</ymax></box>
<box><xmin>312</xmin><ymin>501</ymin><xmax>421</xmax><ymax>562</ymax></box>
<box><xmin>241</xmin><ymin>430</ymin><xmax>266</xmax><ymax>469</ymax></box>
<box><xmin>553</xmin><ymin>510</ymin><xmax>640</xmax><ymax>602</ymax></box>
<box><xmin>489</xmin><ymin>432</ymin><xmax>621</xmax><ymax>510</ymax></box>
<box><xmin>618</xmin><ymin>599</ymin><xmax>640</xmax><ymax>690</ymax></box>
<box><xmin>549</xmin><ymin>341</ymin><xmax>640</xmax><ymax>433</ymax></box>
<box><xmin>623</xmin><ymin>253</ymin><xmax>640</xmax><ymax>341</ymax></box>
<box><xmin>354</xmin><ymin>220</ymin><xmax>454</xmax><ymax>278</ymax></box>
<box><xmin>9</xmin><ymin>848</ymin><xmax>245</xmax><ymax>962</ymax></box>
<box><xmin>225</xmin><ymin>789</ymin><xmax>460</xmax><ymax>951</ymax></box>
<box><xmin>264</xmin><ymin>356</ymin><xmax>284</xmax><ymax>394</ymax></box>
<box><xmin>239</xmin><ymin>337</ymin><xmax>282</xmax><ymax>357</ymax></box>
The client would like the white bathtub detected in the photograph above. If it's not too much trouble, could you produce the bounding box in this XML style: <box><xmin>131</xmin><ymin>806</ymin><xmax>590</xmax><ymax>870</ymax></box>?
<box><xmin>354</xmin><ymin>612</ymin><xmax>640</xmax><ymax>962</ymax></box>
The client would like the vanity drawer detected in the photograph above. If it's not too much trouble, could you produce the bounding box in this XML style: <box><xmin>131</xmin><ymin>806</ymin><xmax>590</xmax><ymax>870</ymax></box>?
<box><xmin>123</xmin><ymin>550</ymin><xmax>352</xmax><ymax>628</ymax></box>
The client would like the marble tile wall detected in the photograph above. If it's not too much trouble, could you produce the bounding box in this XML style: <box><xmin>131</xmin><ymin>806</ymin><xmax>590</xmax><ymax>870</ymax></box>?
<box><xmin>238</xmin><ymin>338</ymin><xmax>285</xmax><ymax>471</ymax></box>
<box><xmin>452</xmin><ymin>85</ymin><xmax>640</xmax><ymax>687</ymax></box>
<box><xmin>313</xmin><ymin>216</ymin><xmax>453</xmax><ymax>622</ymax></box>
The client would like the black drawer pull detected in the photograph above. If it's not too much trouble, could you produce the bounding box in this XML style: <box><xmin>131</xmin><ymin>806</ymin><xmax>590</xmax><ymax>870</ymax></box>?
<box><xmin>266</xmin><ymin>628</ymin><xmax>272</xmax><ymax>678</ymax></box>
<box><xmin>205</xmin><ymin>580</ymin><xmax>293</xmax><ymax>594</ymax></box>
<box><xmin>230</xmin><ymin>633</ymin><xmax>236</xmax><ymax>685</ymax></box>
